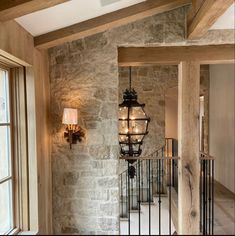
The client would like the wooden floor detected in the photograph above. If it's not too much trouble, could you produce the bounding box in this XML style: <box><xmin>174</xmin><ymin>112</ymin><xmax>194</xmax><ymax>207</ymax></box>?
<box><xmin>214</xmin><ymin>181</ymin><xmax>235</xmax><ymax>235</ymax></box>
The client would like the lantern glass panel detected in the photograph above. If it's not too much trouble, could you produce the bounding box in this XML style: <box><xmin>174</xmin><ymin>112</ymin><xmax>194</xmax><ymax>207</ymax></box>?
<box><xmin>119</xmin><ymin>106</ymin><xmax>128</xmax><ymax>120</ymax></box>
<box><xmin>119</xmin><ymin>134</ymin><xmax>128</xmax><ymax>143</ymax></box>
<box><xmin>119</xmin><ymin>120</ymin><xmax>128</xmax><ymax>135</ymax></box>
<box><xmin>130</xmin><ymin>134</ymin><xmax>144</xmax><ymax>143</ymax></box>
<box><xmin>130</xmin><ymin>106</ymin><xmax>146</xmax><ymax>119</ymax></box>
<box><xmin>120</xmin><ymin>143</ymin><xmax>141</xmax><ymax>156</ymax></box>
<box><xmin>131</xmin><ymin>120</ymin><xmax>148</xmax><ymax>134</ymax></box>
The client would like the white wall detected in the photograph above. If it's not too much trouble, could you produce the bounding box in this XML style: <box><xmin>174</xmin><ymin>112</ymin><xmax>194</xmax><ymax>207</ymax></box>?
<box><xmin>209</xmin><ymin>64</ymin><xmax>235</xmax><ymax>193</ymax></box>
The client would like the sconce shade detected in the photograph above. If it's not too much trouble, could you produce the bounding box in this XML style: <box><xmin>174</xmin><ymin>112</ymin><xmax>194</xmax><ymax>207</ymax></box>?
<box><xmin>62</xmin><ymin>108</ymin><xmax>78</xmax><ymax>125</ymax></box>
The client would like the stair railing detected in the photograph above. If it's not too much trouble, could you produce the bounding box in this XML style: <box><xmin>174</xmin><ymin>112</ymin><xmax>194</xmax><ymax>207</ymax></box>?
<box><xmin>200</xmin><ymin>152</ymin><xmax>215</xmax><ymax>235</ymax></box>
<box><xmin>165</xmin><ymin>138</ymin><xmax>178</xmax><ymax>193</ymax></box>
<box><xmin>119</xmin><ymin>146</ymin><xmax>180</xmax><ymax>235</ymax></box>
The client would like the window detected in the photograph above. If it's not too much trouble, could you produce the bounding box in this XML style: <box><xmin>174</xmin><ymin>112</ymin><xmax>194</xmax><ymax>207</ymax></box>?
<box><xmin>0</xmin><ymin>62</ymin><xmax>38</xmax><ymax>234</ymax></box>
<box><xmin>0</xmin><ymin>67</ymin><xmax>14</xmax><ymax>234</ymax></box>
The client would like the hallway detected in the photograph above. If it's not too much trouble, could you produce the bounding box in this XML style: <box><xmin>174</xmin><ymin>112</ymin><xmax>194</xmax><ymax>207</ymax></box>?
<box><xmin>214</xmin><ymin>182</ymin><xmax>235</xmax><ymax>235</ymax></box>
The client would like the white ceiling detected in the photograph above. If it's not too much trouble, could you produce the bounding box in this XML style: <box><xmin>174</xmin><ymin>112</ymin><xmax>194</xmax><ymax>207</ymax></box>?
<box><xmin>16</xmin><ymin>0</ymin><xmax>235</xmax><ymax>37</ymax></box>
<box><xmin>210</xmin><ymin>3</ymin><xmax>235</xmax><ymax>30</ymax></box>
<box><xmin>16</xmin><ymin>0</ymin><xmax>145</xmax><ymax>36</ymax></box>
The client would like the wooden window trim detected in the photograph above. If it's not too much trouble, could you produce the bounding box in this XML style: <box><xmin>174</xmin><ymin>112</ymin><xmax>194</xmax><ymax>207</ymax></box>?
<box><xmin>0</xmin><ymin>62</ymin><xmax>30</xmax><ymax>234</ymax></box>
<box><xmin>11</xmin><ymin>67</ymin><xmax>30</xmax><ymax>233</ymax></box>
<box><xmin>0</xmin><ymin>64</ymin><xmax>17</xmax><ymax>235</ymax></box>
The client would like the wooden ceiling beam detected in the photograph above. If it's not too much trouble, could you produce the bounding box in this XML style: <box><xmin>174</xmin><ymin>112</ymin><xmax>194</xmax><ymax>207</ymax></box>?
<box><xmin>0</xmin><ymin>0</ymin><xmax>70</xmax><ymax>22</ymax></box>
<box><xmin>118</xmin><ymin>44</ymin><xmax>235</xmax><ymax>66</ymax></box>
<box><xmin>34</xmin><ymin>0</ymin><xmax>191</xmax><ymax>49</ymax></box>
<box><xmin>188</xmin><ymin>0</ymin><xmax>234</xmax><ymax>40</ymax></box>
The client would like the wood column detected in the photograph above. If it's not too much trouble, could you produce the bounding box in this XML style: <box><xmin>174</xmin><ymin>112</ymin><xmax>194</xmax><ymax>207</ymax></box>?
<box><xmin>178</xmin><ymin>61</ymin><xmax>200</xmax><ymax>235</ymax></box>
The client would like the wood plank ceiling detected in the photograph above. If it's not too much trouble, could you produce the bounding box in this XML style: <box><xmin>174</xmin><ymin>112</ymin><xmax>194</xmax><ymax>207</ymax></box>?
<box><xmin>0</xmin><ymin>0</ymin><xmax>234</xmax><ymax>48</ymax></box>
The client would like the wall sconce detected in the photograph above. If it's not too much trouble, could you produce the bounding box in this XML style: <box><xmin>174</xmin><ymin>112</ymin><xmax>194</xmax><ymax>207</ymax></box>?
<box><xmin>62</xmin><ymin>108</ymin><xmax>85</xmax><ymax>149</ymax></box>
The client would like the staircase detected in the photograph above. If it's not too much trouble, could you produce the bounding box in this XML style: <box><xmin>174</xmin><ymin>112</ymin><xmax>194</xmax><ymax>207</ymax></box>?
<box><xmin>120</xmin><ymin>195</ymin><xmax>175</xmax><ymax>235</ymax></box>
<box><xmin>119</xmin><ymin>139</ymin><xmax>215</xmax><ymax>235</ymax></box>
<box><xmin>119</xmin><ymin>142</ymin><xmax>178</xmax><ymax>235</ymax></box>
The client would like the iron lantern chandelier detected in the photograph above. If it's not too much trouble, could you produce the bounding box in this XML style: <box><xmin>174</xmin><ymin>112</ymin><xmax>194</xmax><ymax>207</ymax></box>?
<box><xmin>119</xmin><ymin>67</ymin><xmax>150</xmax><ymax>159</ymax></box>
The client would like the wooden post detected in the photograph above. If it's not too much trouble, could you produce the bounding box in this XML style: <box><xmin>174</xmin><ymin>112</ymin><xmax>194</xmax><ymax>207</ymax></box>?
<box><xmin>178</xmin><ymin>61</ymin><xmax>200</xmax><ymax>235</ymax></box>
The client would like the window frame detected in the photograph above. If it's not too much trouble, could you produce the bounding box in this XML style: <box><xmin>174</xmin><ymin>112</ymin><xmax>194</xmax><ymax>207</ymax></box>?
<box><xmin>0</xmin><ymin>63</ymin><xmax>30</xmax><ymax>235</ymax></box>
<box><xmin>0</xmin><ymin>64</ymin><xmax>20</xmax><ymax>235</ymax></box>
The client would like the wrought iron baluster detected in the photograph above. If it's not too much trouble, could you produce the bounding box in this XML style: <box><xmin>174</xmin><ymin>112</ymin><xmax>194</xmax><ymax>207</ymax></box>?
<box><xmin>212</xmin><ymin>160</ymin><xmax>214</xmax><ymax>235</ymax></box>
<box><xmin>128</xmin><ymin>162</ymin><xmax>130</xmax><ymax>235</ymax></box>
<box><xmin>141</xmin><ymin>161</ymin><xmax>143</xmax><ymax>202</ymax></box>
<box><xmin>169</xmin><ymin>159</ymin><xmax>172</xmax><ymax>235</ymax></box>
<box><xmin>131</xmin><ymin>173</ymin><xmax>133</xmax><ymax>211</ymax></box>
<box><xmin>209</xmin><ymin>160</ymin><xmax>211</xmax><ymax>235</ymax></box>
<box><xmin>148</xmin><ymin>159</ymin><xmax>151</xmax><ymax>235</ymax></box>
<box><xmin>151</xmin><ymin>159</ymin><xmax>153</xmax><ymax>204</ymax></box>
<box><xmin>138</xmin><ymin>160</ymin><xmax>141</xmax><ymax>235</ymax></box>
<box><xmin>126</xmin><ymin>171</ymin><xmax>128</xmax><ymax>219</ymax></box>
<box><xmin>121</xmin><ymin>174</ymin><xmax>123</xmax><ymax>217</ymax></box>
<box><xmin>206</xmin><ymin>160</ymin><xmax>208</xmax><ymax>235</ymax></box>
<box><xmin>200</xmin><ymin>160</ymin><xmax>202</xmax><ymax>233</ymax></box>
<box><xmin>172</xmin><ymin>139</ymin><xmax>175</xmax><ymax>187</ymax></box>
<box><xmin>158</xmin><ymin>158</ymin><xmax>161</xmax><ymax>235</ymax></box>
<box><xmin>203</xmin><ymin>160</ymin><xmax>206</xmax><ymax>235</ymax></box>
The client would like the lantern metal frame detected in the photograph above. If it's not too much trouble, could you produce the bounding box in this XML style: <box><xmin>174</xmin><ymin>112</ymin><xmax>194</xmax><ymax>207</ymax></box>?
<box><xmin>119</xmin><ymin>67</ymin><xmax>150</xmax><ymax>159</ymax></box>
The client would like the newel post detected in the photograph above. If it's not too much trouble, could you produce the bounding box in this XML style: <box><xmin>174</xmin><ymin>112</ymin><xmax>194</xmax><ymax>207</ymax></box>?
<box><xmin>178</xmin><ymin>61</ymin><xmax>200</xmax><ymax>235</ymax></box>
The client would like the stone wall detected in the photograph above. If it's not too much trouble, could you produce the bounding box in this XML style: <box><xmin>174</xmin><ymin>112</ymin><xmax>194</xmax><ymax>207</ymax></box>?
<box><xmin>49</xmin><ymin>7</ymin><xmax>186</xmax><ymax>235</ymax></box>
<box><xmin>48</xmin><ymin>5</ymin><xmax>231</xmax><ymax>234</ymax></box>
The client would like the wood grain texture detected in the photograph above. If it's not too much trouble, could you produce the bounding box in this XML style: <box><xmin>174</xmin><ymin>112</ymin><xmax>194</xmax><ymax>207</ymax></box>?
<box><xmin>118</xmin><ymin>44</ymin><xmax>235</xmax><ymax>66</ymax></box>
<box><xmin>34</xmin><ymin>0</ymin><xmax>191</xmax><ymax>49</ymax></box>
<box><xmin>188</xmin><ymin>0</ymin><xmax>234</xmax><ymax>40</ymax></box>
<box><xmin>178</xmin><ymin>61</ymin><xmax>200</xmax><ymax>235</ymax></box>
<box><xmin>0</xmin><ymin>0</ymin><xmax>69</xmax><ymax>22</ymax></box>
<box><xmin>33</xmin><ymin>49</ymin><xmax>52</xmax><ymax>235</ymax></box>
<box><xmin>187</xmin><ymin>0</ymin><xmax>204</xmax><ymax>24</ymax></box>
<box><xmin>25</xmin><ymin>66</ymin><xmax>41</xmax><ymax>232</ymax></box>
<box><xmin>0</xmin><ymin>20</ymin><xmax>34</xmax><ymax>65</ymax></box>
<box><xmin>0</xmin><ymin>20</ymin><xmax>52</xmax><ymax>234</ymax></box>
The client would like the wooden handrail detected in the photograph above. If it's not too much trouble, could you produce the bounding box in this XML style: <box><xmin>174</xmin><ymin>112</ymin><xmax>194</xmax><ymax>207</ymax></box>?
<box><xmin>200</xmin><ymin>152</ymin><xmax>215</xmax><ymax>160</ymax></box>
<box><xmin>120</xmin><ymin>156</ymin><xmax>180</xmax><ymax>160</ymax></box>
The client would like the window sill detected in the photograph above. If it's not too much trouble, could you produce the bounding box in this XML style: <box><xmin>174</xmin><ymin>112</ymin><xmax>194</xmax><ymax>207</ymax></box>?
<box><xmin>8</xmin><ymin>229</ymin><xmax>38</xmax><ymax>235</ymax></box>
<box><xmin>18</xmin><ymin>231</ymin><xmax>38</xmax><ymax>235</ymax></box>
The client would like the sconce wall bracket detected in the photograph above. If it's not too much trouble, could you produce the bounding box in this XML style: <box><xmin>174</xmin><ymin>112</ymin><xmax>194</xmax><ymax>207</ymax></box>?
<box><xmin>64</xmin><ymin>126</ymin><xmax>85</xmax><ymax>148</ymax></box>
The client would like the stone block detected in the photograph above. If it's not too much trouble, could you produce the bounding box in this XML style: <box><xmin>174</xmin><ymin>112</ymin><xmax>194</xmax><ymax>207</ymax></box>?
<box><xmin>97</xmin><ymin>177</ymin><xmax>118</xmax><ymax>188</ymax></box>
<box><xmin>89</xmin><ymin>145</ymin><xmax>111</xmax><ymax>159</ymax></box>
<box><xmin>100</xmin><ymin>103</ymin><xmax>118</xmax><ymax>119</ymax></box>
<box><xmin>109</xmin><ymin>189</ymin><xmax>119</xmax><ymax>202</ymax></box>
<box><xmin>98</xmin><ymin>218</ymin><xmax>119</xmax><ymax>232</ymax></box>
<box><xmin>86</xmin><ymin>130</ymin><xmax>104</xmax><ymax>145</ymax></box>
<box><xmin>63</xmin><ymin>172</ymin><xmax>79</xmax><ymax>186</ymax></box>
<box><xmin>100</xmin><ymin>203</ymin><xmax>119</xmax><ymax>216</ymax></box>
<box><xmin>103</xmin><ymin>160</ymin><xmax>118</xmax><ymax>176</ymax></box>
<box><xmin>85</xmin><ymin>32</ymin><xmax>108</xmax><ymax>50</ymax></box>
<box><xmin>89</xmin><ymin>190</ymin><xmax>109</xmax><ymax>201</ymax></box>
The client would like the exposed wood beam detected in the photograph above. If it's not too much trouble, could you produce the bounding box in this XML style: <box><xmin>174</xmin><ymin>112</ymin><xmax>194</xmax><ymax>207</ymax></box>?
<box><xmin>188</xmin><ymin>0</ymin><xmax>234</xmax><ymax>40</ymax></box>
<box><xmin>187</xmin><ymin>0</ymin><xmax>204</xmax><ymax>25</ymax></box>
<box><xmin>34</xmin><ymin>0</ymin><xmax>191</xmax><ymax>49</ymax></box>
<box><xmin>118</xmin><ymin>44</ymin><xmax>235</xmax><ymax>66</ymax></box>
<box><xmin>0</xmin><ymin>0</ymin><xmax>70</xmax><ymax>22</ymax></box>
